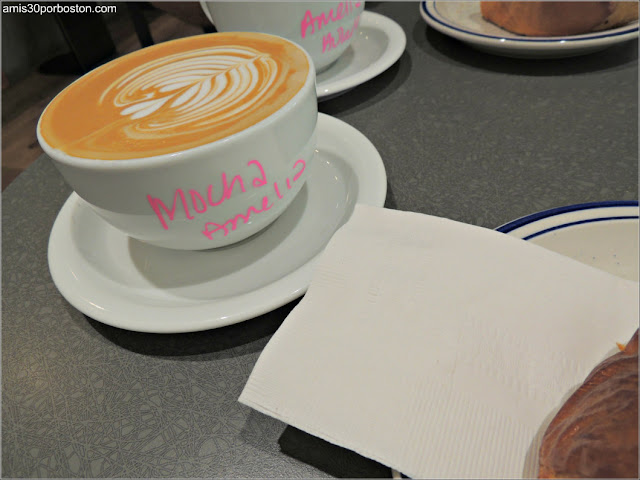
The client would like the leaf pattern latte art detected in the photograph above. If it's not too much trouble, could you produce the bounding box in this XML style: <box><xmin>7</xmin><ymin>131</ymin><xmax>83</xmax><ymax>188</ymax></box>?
<box><xmin>99</xmin><ymin>46</ymin><xmax>281</xmax><ymax>137</ymax></box>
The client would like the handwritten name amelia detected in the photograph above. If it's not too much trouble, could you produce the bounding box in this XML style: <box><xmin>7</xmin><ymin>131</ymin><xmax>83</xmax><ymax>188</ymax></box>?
<box><xmin>147</xmin><ymin>159</ymin><xmax>306</xmax><ymax>240</ymax></box>
<box><xmin>300</xmin><ymin>1</ymin><xmax>362</xmax><ymax>54</ymax></box>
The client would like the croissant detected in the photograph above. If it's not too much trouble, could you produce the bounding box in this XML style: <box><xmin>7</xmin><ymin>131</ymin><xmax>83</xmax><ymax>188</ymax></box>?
<box><xmin>538</xmin><ymin>329</ymin><xmax>638</xmax><ymax>478</ymax></box>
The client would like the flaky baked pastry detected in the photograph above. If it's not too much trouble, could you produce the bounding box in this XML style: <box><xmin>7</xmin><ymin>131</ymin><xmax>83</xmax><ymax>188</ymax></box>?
<box><xmin>480</xmin><ymin>1</ymin><xmax>639</xmax><ymax>37</ymax></box>
<box><xmin>538</xmin><ymin>329</ymin><xmax>638</xmax><ymax>478</ymax></box>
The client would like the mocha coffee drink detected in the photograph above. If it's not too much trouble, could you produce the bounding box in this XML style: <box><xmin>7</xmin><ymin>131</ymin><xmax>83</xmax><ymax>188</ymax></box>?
<box><xmin>39</xmin><ymin>32</ymin><xmax>310</xmax><ymax>160</ymax></box>
<box><xmin>38</xmin><ymin>32</ymin><xmax>317</xmax><ymax>250</ymax></box>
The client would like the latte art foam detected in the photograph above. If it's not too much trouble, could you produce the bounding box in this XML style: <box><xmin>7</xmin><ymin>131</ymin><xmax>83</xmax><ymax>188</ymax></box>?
<box><xmin>107</xmin><ymin>46</ymin><xmax>279</xmax><ymax>134</ymax></box>
<box><xmin>39</xmin><ymin>33</ymin><xmax>309</xmax><ymax>160</ymax></box>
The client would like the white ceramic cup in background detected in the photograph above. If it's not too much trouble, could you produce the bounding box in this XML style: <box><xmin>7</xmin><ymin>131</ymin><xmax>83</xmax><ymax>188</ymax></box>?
<box><xmin>38</xmin><ymin>32</ymin><xmax>317</xmax><ymax>250</ymax></box>
<box><xmin>201</xmin><ymin>1</ymin><xmax>365</xmax><ymax>72</ymax></box>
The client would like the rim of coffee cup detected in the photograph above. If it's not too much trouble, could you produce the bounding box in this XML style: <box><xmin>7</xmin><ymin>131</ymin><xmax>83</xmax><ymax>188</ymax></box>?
<box><xmin>37</xmin><ymin>32</ymin><xmax>316</xmax><ymax>171</ymax></box>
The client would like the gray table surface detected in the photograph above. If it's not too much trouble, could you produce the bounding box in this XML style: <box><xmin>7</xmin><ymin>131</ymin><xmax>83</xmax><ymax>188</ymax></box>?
<box><xmin>3</xmin><ymin>2</ymin><xmax>638</xmax><ymax>478</ymax></box>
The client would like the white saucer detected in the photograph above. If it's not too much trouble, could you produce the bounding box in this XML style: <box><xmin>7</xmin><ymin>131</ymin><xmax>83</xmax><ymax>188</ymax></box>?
<box><xmin>316</xmin><ymin>11</ymin><xmax>406</xmax><ymax>100</ymax></box>
<box><xmin>47</xmin><ymin>114</ymin><xmax>387</xmax><ymax>333</ymax></box>
<box><xmin>420</xmin><ymin>1</ymin><xmax>639</xmax><ymax>59</ymax></box>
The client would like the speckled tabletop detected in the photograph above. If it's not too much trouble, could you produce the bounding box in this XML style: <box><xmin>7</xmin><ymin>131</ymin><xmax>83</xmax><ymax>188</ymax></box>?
<box><xmin>2</xmin><ymin>2</ymin><xmax>638</xmax><ymax>478</ymax></box>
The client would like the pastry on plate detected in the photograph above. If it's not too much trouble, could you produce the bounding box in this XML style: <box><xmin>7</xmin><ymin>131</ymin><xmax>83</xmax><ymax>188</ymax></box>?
<box><xmin>538</xmin><ymin>329</ymin><xmax>638</xmax><ymax>478</ymax></box>
<box><xmin>480</xmin><ymin>1</ymin><xmax>639</xmax><ymax>36</ymax></box>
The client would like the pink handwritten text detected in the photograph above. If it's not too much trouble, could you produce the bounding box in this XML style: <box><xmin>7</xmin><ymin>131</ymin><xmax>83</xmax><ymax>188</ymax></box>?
<box><xmin>201</xmin><ymin>159</ymin><xmax>306</xmax><ymax>240</ymax></box>
<box><xmin>322</xmin><ymin>14</ymin><xmax>360</xmax><ymax>53</ymax></box>
<box><xmin>146</xmin><ymin>159</ymin><xmax>307</xmax><ymax>240</ymax></box>
<box><xmin>300</xmin><ymin>1</ymin><xmax>361</xmax><ymax>38</ymax></box>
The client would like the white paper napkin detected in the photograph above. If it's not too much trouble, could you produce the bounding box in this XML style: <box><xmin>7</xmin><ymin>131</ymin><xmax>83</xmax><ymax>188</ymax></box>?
<box><xmin>239</xmin><ymin>205</ymin><xmax>639</xmax><ymax>479</ymax></box>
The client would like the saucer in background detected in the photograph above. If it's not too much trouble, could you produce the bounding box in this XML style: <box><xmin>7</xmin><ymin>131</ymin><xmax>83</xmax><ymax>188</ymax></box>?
<box><xmin>317</xmin><ymin>11</ymin><xmax>406</xmax><ymax>100</ymax></box>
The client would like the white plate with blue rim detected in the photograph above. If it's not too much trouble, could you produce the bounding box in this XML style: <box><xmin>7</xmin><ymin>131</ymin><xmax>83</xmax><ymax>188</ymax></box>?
<box><xmin>47</xmin><ymin>114</ymin><xmax>387</xmax><ymax>333</ymax></box>
<box><xmin>419</xmin><ymin>1</ymin><xmax>639</xmax><ymax>59</ymax></box>
<box><xmin>496</xmin><ymin>201</ymin><xmax>639</xmax><ymax>281</ymax></box>
<box><xmin>391</xmin><ymin>199</ymin><xmax>639</xmax><ymax>479</ymax></box>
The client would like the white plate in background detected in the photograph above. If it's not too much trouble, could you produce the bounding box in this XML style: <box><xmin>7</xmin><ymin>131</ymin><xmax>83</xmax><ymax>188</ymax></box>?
<box><xmin>497</xmin><ymin>201</ymin><xmax>639</xmax><ymax>281</ymax></box>
<box><xmin>420</xmin><ymin>1</ymin><xmax>639</xmax><ymax>59</ymax></box>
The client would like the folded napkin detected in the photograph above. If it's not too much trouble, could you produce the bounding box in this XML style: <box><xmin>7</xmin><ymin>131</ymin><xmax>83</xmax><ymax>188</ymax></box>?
<box><xmin>239</xmin><ymin>205</ymin><xmax>639</xmax><ymax>478</ymax></box>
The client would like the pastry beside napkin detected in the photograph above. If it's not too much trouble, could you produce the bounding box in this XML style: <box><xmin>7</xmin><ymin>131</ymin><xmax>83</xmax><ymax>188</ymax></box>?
<box><xmin>239</xmin><ymin>205</ymin><xmax>639</xmax><ymax>478</ymax></box>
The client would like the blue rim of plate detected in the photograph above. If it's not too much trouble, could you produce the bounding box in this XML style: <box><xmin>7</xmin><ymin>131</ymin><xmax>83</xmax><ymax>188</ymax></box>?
<box><xmin>496</xmin><ymin>200</ymin><xmax>639</xmax><ymax>240</ymax></box>
<box><xmin>421</xmin><ymin>1</ymin><xmax>639</xmax><ymax>43</ymax></box>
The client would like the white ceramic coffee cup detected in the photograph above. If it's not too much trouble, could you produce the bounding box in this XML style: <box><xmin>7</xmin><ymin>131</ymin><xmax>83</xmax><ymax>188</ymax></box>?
<box><xmin>38</xmin><ymin>33</ymin><xmax>318</xmax><ymax>251</ymax></box>
<box><xmin>201</xmin><ymin>1</ymin><xmax>365</xmax><ymax>72</ymax></box>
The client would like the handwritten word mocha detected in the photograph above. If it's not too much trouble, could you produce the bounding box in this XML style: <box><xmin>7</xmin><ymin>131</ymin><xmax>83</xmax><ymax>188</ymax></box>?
<box><xmin>147</xmin><ymin>159</ymin><xmax>306</xmax><ymax>241</ymax></box>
